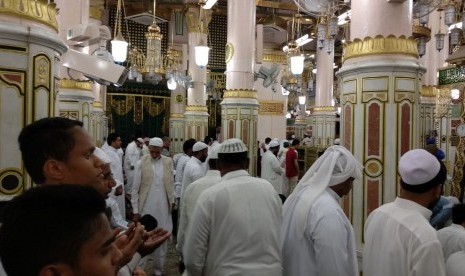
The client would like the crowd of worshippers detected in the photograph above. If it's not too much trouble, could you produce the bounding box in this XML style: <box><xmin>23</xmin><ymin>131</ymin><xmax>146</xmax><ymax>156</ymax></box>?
<box><xmin>1</xmin><ymin>117</ymin><xmax>465</xmax><ymax>276</ymax></box>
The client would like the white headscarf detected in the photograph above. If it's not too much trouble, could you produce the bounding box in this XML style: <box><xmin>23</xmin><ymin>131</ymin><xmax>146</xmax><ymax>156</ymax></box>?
<box><xmin>282</xmin><ymin>145</ymin><xmax>363</xmax><ymax>239</ymax></box>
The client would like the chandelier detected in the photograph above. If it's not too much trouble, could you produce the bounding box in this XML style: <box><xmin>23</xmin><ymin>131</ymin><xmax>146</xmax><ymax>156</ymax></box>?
<box><xmin>194</xmin><ymin>0</ymin><xmax>210</xmax><ymax>68</ymax></box>
<box><xmin>111</xmin><ymin>0</ymin><xmax>128</xmax><ymax>63</ymax></box>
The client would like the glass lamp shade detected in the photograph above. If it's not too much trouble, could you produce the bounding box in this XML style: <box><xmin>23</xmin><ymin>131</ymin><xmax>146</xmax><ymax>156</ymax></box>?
<box><xmin>418</xmin><ymin>37</ymin><xmax>426</xmax><ymax>57</ymax></box>
<box><xmin>290</xmin><ymin>55</ymin><xmax>305</xmax><ymax>75</ymax></box>
<box><xmin>419</xmin><ymin>4</ymin><xmax>429</xmax><ymax>25</ymax></box>
<box><xmin>298</xmin><ymin>95</ymin><xmax>306</xmax><ymax>105</ymax></box>
<box><xmin>282</xmin><ymin>89</ymin><xmax>290</xmax><ymax>96</ymax></box>
<box><xmin>325</xmin><ymin>39</ymin><xmax>334</xmax><ymax>54</ymax></box>
<box><xmin>111</xmin><ymin>35</ymin><xmax>128</xmax><ymax>62</ymax></box>
<box><xmin>444</xmin><ymin>4</ymin><xmax>456</xmax><ymax>26</ymax></box>
<box><xmin>435</xmin><ymin>32</ymin><xmax>446</xmax><ymax>52</ymax></box>
<box><xmin>167</xmin><ymin>77</ymin><xmax>177</xmax><ymax>90</ymax></box>
<box><xmin>195</xmin><ymin>45</ymin><xmax>210</xmax><ymax>68</ymax></box>
<box><xmin>452</xmin><ymin>89</ymin><xmax>460</xmax><ymax>100</ymax></box>
<box><xmin>329</xmin><ymin>16</ymin><xmax>338</xmax><ymax>38</ymax></box>
<box><xmin>450</xmin><ymin>28</ymin><xmax>462</xmax><ymax>46</ymax></box>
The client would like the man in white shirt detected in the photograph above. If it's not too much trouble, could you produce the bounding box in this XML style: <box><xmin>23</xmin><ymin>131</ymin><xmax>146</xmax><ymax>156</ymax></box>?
<box><xmin>363</xmin><ymin>149</ymin><xmax>447</xmax><ymax>276</ymax></box>
<box><xmin>184</xmin><ymin>138</ymin><xmax>282</xmax><ymax>276</ymax></box>
<box><xmin>177</xmin><ymin>143</ymin><xmax>221</xmax><ymax>262</ymax></box>
<box><xmin>438</xmin><ymin>204</ymin><xmax>465</xmax><ymax>260</ymax></box>
<box><xmin>181</xmin><ymin>141</ymin><xmax>208</xmax><ymax>197</ymax></box>
<box><xmin>261</xmin><ymin>139</ymin><xmax>284</xmax><ymax>196</ymax></box>
<box><xmin>103</xmin><ymin>132</ymin><xmax>126</xmax><ymax>218</ymax></box>
<box><xmin>445</xmin><ymin>251</ymin><xmax>465</xmax><ymax>276</ymax></box>
<box><xmin>281</xmin><ymin>145</ymin><xmax>362</xmax><ymax>276</ymax></box>
<box><xmin>131</xmin><ymin>137</ymin><xmax>174</xmax><ymax>276</ymax></box>
<box><xmin>124</xmin><ymin>137</ymin><xmax>143</xmax><ymax>195</ymax></box>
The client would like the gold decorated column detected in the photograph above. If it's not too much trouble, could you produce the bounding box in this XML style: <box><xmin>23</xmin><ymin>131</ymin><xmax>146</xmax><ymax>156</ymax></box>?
<box><xmin>221</xmin><ymin>0</ymin><xmax>258</xmax><ymax>174</ymax></box>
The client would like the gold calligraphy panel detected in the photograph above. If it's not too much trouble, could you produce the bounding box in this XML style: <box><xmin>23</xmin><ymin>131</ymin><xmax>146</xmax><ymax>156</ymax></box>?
<box><xmin>258</xmin><ymin>100</ymin><xmax>284</xmax><ymax>115</ymax></box>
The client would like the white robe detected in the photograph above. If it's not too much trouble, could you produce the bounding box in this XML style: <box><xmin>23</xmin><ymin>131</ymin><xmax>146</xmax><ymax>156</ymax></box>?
<box><xmin>174</xmin><ymin>154</ymin><xmax>190</xmax><ymax>199</ymax></box>
<box><xmin>445</xmin><ymin>251</ymin><xmax>465</xmax><ymax>276</ymax></box>
<box><xmin>131</xmin><ymin>157</ymin><xmax>172</xmax><ymax>276</ymax></box>
<box><xmin>438</xmin><ymin>224</ymin><xmax>465</xmax><ymax>260</ymax></box>
<box><xmin>183</xmin><ymin>170</ymin><xmax>282</xmax><ymax>276</ymax></box>
<box><xmin>106</xmin><ymin>197</ymin><xmax>128</xmax><ymax>230</ymax></box>
<box><xmin>261</xmin><ymin>150</ymin><xmax>284</xmax><ymax>194</ymax></box>
<box><xmin>181</xmin><ymin>157</ymin><xmax>205</xmax><ymax>198</ymax></box>
<box><xmin>103</xmin><ymin>146</ymin><xmax>126</xmax><ymax>218</ymax></box>
<box><xmin>124</xmin><ymin>141</ymin><xmax>141</xmax><ymax>193</ymax></box>
<box><xmin>363</xmin><ymin>197</ymin><xmax>445</xmax><ymax>276</ymax></box>
<box><xmin>281</xmin><ymin>188</ymin><xmax>358</xmax><ymax>276</ymax></box>
<box><xmin>177</xmin><ymin>170</ymin><xmax>221</xmax><ymax>254</ymax></box>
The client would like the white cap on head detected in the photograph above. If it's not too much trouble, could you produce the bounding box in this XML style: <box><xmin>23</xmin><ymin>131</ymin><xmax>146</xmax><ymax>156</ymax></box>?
<box><xmin>94</xmin><ymin>147</ymin><xmax>111</xmax><ymax>164</ymax></box>
<box><xmin>208</xmin><ymin>143</ymin><xmax>221</xmax><ymax>159</ymax></box>
<box><xmin>149</xmin><ymin>137</ymin><xmax>163</xmax><ymax>147</ymax></box>
<box><xmin>291</xmin><ymin>135</ymin><xmax>296</xmax><ymax>139</ymax></box>
<box><xmin>219</xmin><ymin>138</ymin><xmax>248</xmax><ymax>154</ymax></box>
<box><xmin>398</xmin><ymin>149</ymin><xmax>440</xmax><ymax>185</ymax></box>
<box><xmin>269</xmin><ymin>140</ymin><xmax>280</xmax><ymax>148</ymax></box>
<box><xmin>193</xmin><ymin>142</ymin><xmax>208</xmax><ymax>152</ymax></box>
<box><xmin>334</xmin><ymin>138</ymin><xmax>340</xmax><ymax>145</ymax></box>
<box><xmin>137</xmin><ymin>137</ymin><xmax>144</xmax><ymax>143</ymax></box>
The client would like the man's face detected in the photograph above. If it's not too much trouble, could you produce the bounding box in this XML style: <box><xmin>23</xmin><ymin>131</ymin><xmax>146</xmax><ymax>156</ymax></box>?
<box><xmin>136</xmin><ymin>141</ymin><xmax>142</xmax><ymax>148</ymax></box>
<box><xmin>198</xmin><ymin>148</ymin><xmax>208</xmax><ymax>163</ymax></box>
<box><xmin>112</xmin><ymin>137</ymin><xmax>122</xmax><ymax>149</ymax></box>
<box><xmin>164</xmin><ymin>139</ymin><xmax>171</xmax><ymax>148</ymax></box>
<box><xmin>73</xmin><ymin>214</ymin><xmax>122</xmax><ymax>276</ymax></box>
<box><xmin>100</xmin><ymin>164</ymin><xmax>116</xmax><ymax>198</ymax></box>
<box><xmin>58</xmin><ymin>128</ymin><xmax>105</xmax><ymax>191</ymax></box>
<box><xmin>149</xmin><ymin>146</ymin><xmax>162</xmax><ymax>159</ymax></box>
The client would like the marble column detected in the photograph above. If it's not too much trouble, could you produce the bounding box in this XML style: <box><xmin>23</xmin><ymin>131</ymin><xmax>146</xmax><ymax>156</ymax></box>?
<box><xmin>336</xmin><ymin>0</ymin><xmax>425</xmax><ymax>256</ymax></box>
<box><xmin>0</xmin><ymin>0</ymin><xmax>67</xmax><ymax>197</ymax></box>
<box><xmin>221</xmin><ymin>0</ymin><xmax>258</xmax><ymax>174</ymax></box>
<box><xmin>184</xmin><ymin>4</ymin><xmax>211</xmax><ymax>141</ymax></box>
<box><xmin>308</xmin><ymin>45</ymin><xmax>337</xmax><ymax>147</ymax></box>
<box><xmin>170</xmin><ymin>83</ymin><xmax>187</xmax><ymax>154</ymax></box>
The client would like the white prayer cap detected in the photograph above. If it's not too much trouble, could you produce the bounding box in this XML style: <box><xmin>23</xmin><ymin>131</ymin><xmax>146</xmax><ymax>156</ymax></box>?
<box><xmin>269</xmin><ymin>140</ymin><xmax>280</xmax><ymax>148</ymax></box>
<box><xmin>398</xmin><ymin>149</ymin><xmax>440</xmax><ymax>185</ymax></box>
<box><xmin>94</xmin><ymin>147</ymin><xmax>111</xmax><ymax>164</ymax></box>
<box><xmin>219</xmin><ymin>138</ymin><xmax>248</xmax><ymax>154</ymax></box>
<box><xmin>193</xmin><ymin>142</ymin><xmax>208</xmax><ymax>152</ymax></box>
<box><xmin>149</xmin><ymin>137</ymin><xmax>163</xmax><ymax>147</ymax></box>
<box><xmin>208</xmin><ymin>143</ymin><xmax>221</xmax><ymax>159</ymax></box>
<box><xmin>291</xmin><ymin>135</ymin><xmax>296</xmax><ymax>139</ymax></box>
<box><xmin>137</xmin><ymin>137</ymin><xmax>144</xmax><ymax>143</ymax></box>
<box><xmin>333</xmin><ymin>138</ymin><xmax>340</xmax><ymax>145</ymax></box>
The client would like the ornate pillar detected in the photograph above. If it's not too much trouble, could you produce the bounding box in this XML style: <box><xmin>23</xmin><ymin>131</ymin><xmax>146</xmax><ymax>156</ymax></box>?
<box><xmin>309</xmin><ymin>45</ymin><xmax>337</xmax><ymax>147</ymax></box>
<box><xmin>184</xmin><ymin>4</ymin><xmax>211</xmax><ymax>141</ymax></box>
<box><xmin>170</xmin><ymin>83</ymin><xmax>186</xmax><ymax>154</ymax></box>
<box><xmin>0</xmin><ymin>0</ymin><xmax>67</xmax><ymax>198</ymax></box>
<box><xmin>336</xmin><ymin>0</ymin><xmax>425</xmax><ymax>256</ymax></box>
<box><xmin>56</xmin><ymin>0</ymin><xmax>95</xmax><ymax>133</ymax></box>
<box><xmin>221</xmin><ymin>0</ymin><xmax>258</xmax><ymax>174</ymax></box>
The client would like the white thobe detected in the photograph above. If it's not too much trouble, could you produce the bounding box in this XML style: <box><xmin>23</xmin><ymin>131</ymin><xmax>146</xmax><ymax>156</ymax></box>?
<box><xmin>124</xmin><ymin>141</ymin><xmax>141</xmax><ymax>193</ymax></box>
<box><xmin>281</xmin><ymin>188</ymin><xmax>358</xmax><ymax>276</ymax></box>
<box><xmin>438</xmin><ymin>224</ymin><xmax>465</xmax><ymax>260</ymax></box>
<box><xmin>177</xmin><ymin>170</ymin><xmax>221</xmax><ymax>254</ymax></box>
<box><xmin>184</xmin><ymin>170</ymin><xmax>282</xmax><ymax>276</ymax></box>
<box><xmin>181</xmin><ymin>157</ymin><xmax>205</xmax><ymax>198</ymax></box>
<box><xmin>131</xmin><ymin>157</ymin><xmax>172</xmax><ymax>276</ymax></box>
<box><xmin>141</xmin><ymin>144</ymin><xmax>149</xmax><ymax>156</ymax></box>
<box><xmin>174</xmin><ymin>154</ymin><xmax>190</xmax><ymax>199</ymax></box>
<box><xmin>445</xmin><ymin>251</ymin><xmax>465</xmax><ymax>276</ymax></box>
<box><xmin>261</xmin><ymin>151</ymin><xmax>284</xmax><ymax>194</ymax></box>
<box><xmin>106</xmin><ymin>197</ymin><xmax>128</xmax><ymax>230</ymax></box>
<box><xmin>363</xmin><ymin>197</ymin><xmax>445</xmax><ymax>276</ymax></box>
<box><xmin>103</xmin><ymin>146</ymin><xmax>126</xmax><ymax>218</ymax></box>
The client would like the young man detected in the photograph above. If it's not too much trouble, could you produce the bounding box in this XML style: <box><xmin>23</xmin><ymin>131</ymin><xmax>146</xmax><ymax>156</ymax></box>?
<box><xmin>281</xmin><ymin>145</ymin><xmax>362</xmax><ymax>276</ymax></box>
<box><xmin>0</xmin><ymin>184</ymin><xmax>123</xmax><ymax>276</ymax></box>
<box><xmin>17</xmin><ymin>117</ymin><xmax>171</xmax><ymax>275</ymax></box>
<box><xmin>437</xmin><ymin>203</ymin><xmax>465</xmax><ymax>260</ymax></box>
<box><xmin>363</xmin><ymin>149</ymin><xmax>446</xmax><ymax>276</ymax></box>
<box><xmin>261</xmin><ymin>139</ymin><xmax>284</xmax><ymax>196</ymax></box>
<box><xmin>285</xmin><ymin>139</ymin><xmax>300</xmax><ymax>195</ymax></box>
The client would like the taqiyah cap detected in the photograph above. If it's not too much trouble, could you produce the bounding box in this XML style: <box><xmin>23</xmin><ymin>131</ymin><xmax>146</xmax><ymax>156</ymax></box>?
<box><xmin>398</xmin><ymin>149</ymin><xmax>440</xmax><ymax>185</ymax></box>
<box><xmin>334</xmin><ymin>138</ymin><xmax>341</xmax><ymax>145</ymax></box>
<box><xmin>94</xmin><ymin>147</ymin><xmax>111</xmax><ymax>164</ymax></box>
<box><xmin>219</xmin><ymin>138</ymin><xmax>248</xmax><ymax>154</ymax></box>
<box><xmin>137</xmin><ymin>137</ymin><xmax>144</xmax><ymax>143</ymax></box>
<box><xmin>193</xmin><ymin>142</ymin><xmax>208</xmax><ymax>152</ymax></box>
<box><xmin>269</xmin><ymin>140</ymin><xmax>280</xmax><ymax>148</ymax></box>
<box><xmin>149</xmin><ymin>137</ymin><xmax>163</xmax><ymax>147</ymax></box>
<box><xmin>208</xmin><ymin>143</ymin><xmax>221</xmax><ymax>159</ymax></box>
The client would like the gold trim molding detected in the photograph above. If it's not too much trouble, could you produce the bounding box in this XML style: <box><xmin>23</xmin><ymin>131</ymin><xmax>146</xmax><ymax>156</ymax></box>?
<box><xmin>185</xmin><ymin>105</ymin><xmax>208</xmax><ymax>112</ymax></box>
<box><xmin>343</xmin><ymin>35</ymin><xmax>419</xmax><ymax>61</ymax></box>
<box><xmin>223</xmin><ymin>89</ymin><xmax>258</xmax><ymax>99</ymax></box>
<box><xmin>421</xmin><ymin>85</ymin><xmax>437</xmax><ymax>97</ymax></box>
<box><xmin>170</xmin><ymin>113</ymin><xmax>185</xmax><ymax>118</ymax></box>
<box><xmin>92</xmin><ymin>101</ymin><xmax>103</xmax><ymax>108</ymax></box>
<box><xmin>263</xmin><ymin>52</ymin><xmax>287</xmax><ymax>64</ymax></box>
<box><xmin>0</xmin><ymin>0</ymin><xmax>59</xmax><ymax>32</ymax></box>
<box><xmin>313</xmin><ymin>106</ymin><xmax>337</xmax><ymax>112</ymax></box>
<box><xmin>60</xmin><ymin>79</ymin><xmax>93</xmax><ymax>91</ymax></box>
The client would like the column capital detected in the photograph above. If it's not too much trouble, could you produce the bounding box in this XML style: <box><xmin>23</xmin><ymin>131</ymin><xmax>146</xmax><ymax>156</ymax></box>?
<box><xmin>185</xmin><ymin>105</ymin><xmax>208</xmax><ymax>112</ymax></box>
<box><xmin>0</xmin><ymin>0</ymin><xmax>59</xmax><ymax>32</ymax></box>
<box><xmin>184</xmin><ymin>5</ymin><xmax>212</xmax><ymax>33</ymax></box>
<box><xmin>344</xmin><ymin>36</ymin><xmax>418</xmax><ymax>62</ymax></box>
<box><xmin>223</xmin><ymin>89</ymin><xmax>257</xmax><ymax>99</ymax></box>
